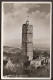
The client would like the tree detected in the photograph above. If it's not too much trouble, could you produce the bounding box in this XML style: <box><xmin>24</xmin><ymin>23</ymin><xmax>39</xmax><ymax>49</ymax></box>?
<box><xmin>33</xmin><ymin>50</ymin><xmax>41</xmax><ymax>59</ymax></box>
<box><xmin>43</xmin><ymin>51</ymin><xmax>50</xmax><ymax>57</ymax></box>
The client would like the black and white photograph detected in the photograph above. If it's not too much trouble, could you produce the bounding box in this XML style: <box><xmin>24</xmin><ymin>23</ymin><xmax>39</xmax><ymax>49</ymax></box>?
<box><xmin>1</xmin><ymin>2</ymin><xmax>52</xmax><ymax>79</ymax></box>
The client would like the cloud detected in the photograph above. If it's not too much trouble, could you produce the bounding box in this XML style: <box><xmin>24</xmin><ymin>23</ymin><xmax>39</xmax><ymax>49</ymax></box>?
<box><xmin>14</xmin><ymin>3</ymin><xmax>40</xmax><ymax>10</ymax></box>
<box><xmin>3</xmin><ymin>3</ymin><xmax>51</xmax><ymax>48</ymax></box>
<box><xmin>3</xmin><ymin>3</ymin><xmax>14</xmax><ymax>14</ymax></box>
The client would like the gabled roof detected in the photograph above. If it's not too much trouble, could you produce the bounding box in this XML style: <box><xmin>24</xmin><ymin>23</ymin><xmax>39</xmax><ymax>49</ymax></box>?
<box><xmin>32</xmin><ymin>57</ymin><xmax>46</xmax><ymax>62</ymax></box>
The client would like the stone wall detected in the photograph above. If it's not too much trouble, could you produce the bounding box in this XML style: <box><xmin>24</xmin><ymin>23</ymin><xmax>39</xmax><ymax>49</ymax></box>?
<box><xmin>22</xmin><ymin>22</ymin><xmax>33</xmax><ymax>61</ymax></box>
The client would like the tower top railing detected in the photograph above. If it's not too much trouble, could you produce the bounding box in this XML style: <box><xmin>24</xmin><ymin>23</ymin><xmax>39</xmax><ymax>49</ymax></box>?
<box><xmin>26</xmin><ymin>20</ymin><xmax>29</xmax><ymax>25</ymax></box>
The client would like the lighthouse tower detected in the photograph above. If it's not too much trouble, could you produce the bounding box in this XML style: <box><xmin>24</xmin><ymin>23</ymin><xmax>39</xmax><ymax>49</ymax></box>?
<box><xmin>22</xmin><ymin>20</ymin><xmax>33</xmax><ymax>61</ymax></box>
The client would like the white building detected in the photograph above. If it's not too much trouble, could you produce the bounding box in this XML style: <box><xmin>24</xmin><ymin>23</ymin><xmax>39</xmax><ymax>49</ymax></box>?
<box><xmin>30</xmin><ymin>59</ymin><xmax>41</xmax><ymax>67</ymax></box>
<box><xmin>30</xmin><ymin>57</ymin><xmax>47</xmax><ymax>68</ymax></box>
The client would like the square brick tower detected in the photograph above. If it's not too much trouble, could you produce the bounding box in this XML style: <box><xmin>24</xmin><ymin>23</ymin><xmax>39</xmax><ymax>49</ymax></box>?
<box><xmin>22</xmin><ymin>20</ymin><xmax>33</xmax><ymax>61</ymax></box>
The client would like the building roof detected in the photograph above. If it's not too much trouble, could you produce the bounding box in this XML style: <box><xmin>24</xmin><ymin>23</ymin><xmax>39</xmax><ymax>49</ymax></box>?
<box><xmin>32</xmin><ymin>57</ymin><xmax>45</xmax><ymax>62</ymax></box>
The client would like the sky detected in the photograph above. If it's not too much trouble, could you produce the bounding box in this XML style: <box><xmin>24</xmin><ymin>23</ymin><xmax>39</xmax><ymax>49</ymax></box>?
<box><xmin>3</xmin><ymin>2</ymin><xmax>51</xmax><ymax>48</ymax></box>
